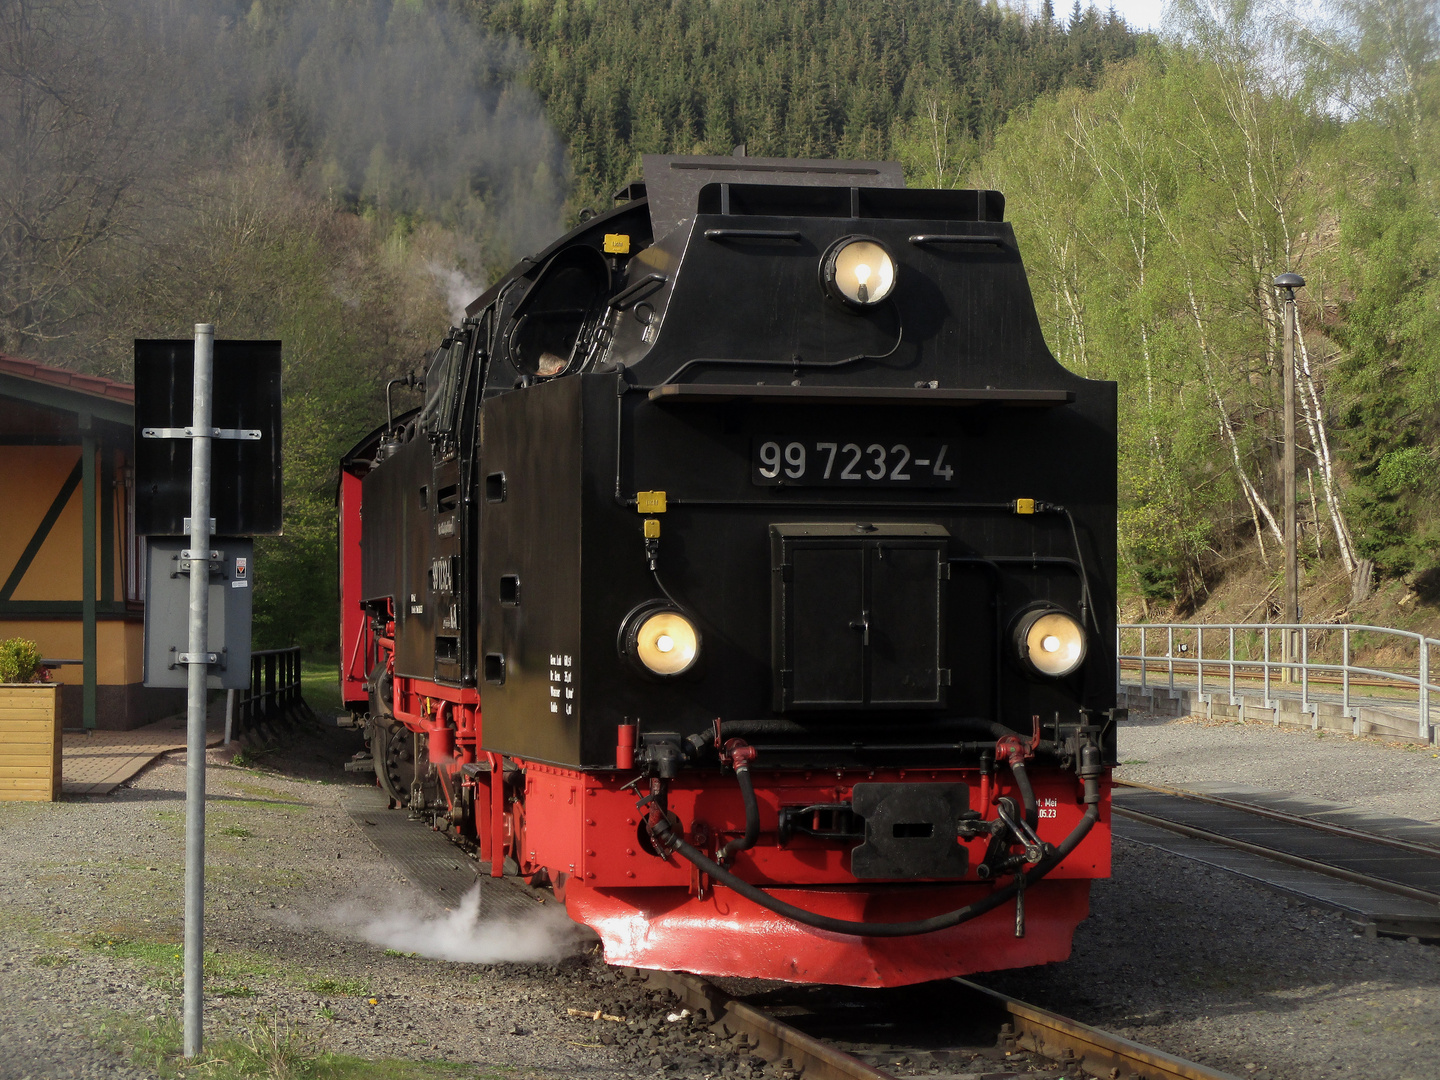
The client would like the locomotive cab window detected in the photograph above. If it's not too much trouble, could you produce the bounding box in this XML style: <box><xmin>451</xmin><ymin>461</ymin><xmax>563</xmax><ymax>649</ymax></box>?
<box><xmin>421</xmin><ymin>333</ymin><xmax>466</xmax><ymax>436</ymax></box>
<box><xmin>507</xmin><ymin>246</ymin><xmax>611</xmax><ymax>379</ymax></box>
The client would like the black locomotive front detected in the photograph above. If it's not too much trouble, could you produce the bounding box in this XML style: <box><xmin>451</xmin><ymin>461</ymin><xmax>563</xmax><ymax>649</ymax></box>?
<box><xmin>343</xmin><ymin>154</ymin><xmax>1118</xmax><ymax>986</ymax></box>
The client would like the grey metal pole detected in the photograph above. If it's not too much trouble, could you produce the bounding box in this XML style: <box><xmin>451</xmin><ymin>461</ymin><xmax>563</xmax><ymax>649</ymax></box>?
<box><xmin>183</xmin><ymin>324</ymin><xmax>214</xmax><ymax>1058</ymax></box>
<box><xmin>1275</xmin><ymin>274</ymin><xmax>1304</xmax><ymax>682</ymax></box>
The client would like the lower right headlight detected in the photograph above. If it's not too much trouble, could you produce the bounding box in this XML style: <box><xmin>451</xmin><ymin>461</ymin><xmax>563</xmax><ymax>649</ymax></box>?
<box><xmin>1014</xmin><ymin>608</ymin><xmax>1087</xmax><ymax>678</ymax></box>
<box><xmin>620</xmin><ymin>603</ymin><xmax>700</xmax><ymax>677</ymax></box>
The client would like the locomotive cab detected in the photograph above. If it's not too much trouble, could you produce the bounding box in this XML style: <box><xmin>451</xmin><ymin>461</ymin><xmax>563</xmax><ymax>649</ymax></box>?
<box><xmin>339</xmin><ymin>154</ymin><xmax>1118</xmax><ymax>987</ymax></box>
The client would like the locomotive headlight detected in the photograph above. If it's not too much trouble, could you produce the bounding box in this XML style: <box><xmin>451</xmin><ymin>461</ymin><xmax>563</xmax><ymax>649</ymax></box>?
<box><xmin>1014</xmin><ymin>608</ymin><xmax>1087</xmax><ymax>678</ymax></box>
<box><xmin>820</xmin><ymin>236</ymin><xmax>896</xmax><ymax>307</ymax></box>
<box><xmin>623</xmin><ymin>605</ymin><xmax>700</xmax><ymax>677</ymax></box>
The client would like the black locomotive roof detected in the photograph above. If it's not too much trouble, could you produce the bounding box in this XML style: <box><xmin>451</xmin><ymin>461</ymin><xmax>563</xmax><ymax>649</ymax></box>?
<box><xmin>640</xmin><ymin>153</ymin><xmax>904</xmax><ymax>240</ymax></box>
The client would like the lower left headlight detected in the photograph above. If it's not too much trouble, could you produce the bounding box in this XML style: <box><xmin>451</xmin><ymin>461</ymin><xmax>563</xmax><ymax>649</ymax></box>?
<box><xmin>622</xmin><ymin>604</ymin><xmax>700</xmax><ymax>676</ymax></box>
<box><xmin>1015</xmin><ymin>608</ymin><xmax>1086</xmax><ymax>678</ymax></box>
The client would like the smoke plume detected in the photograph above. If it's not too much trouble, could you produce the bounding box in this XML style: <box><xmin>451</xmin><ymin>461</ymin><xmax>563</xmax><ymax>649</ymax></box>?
<box><xmin>328</xmin><ymin>883</ymin><xmax>590</xmax><ymax>965</ymax></box>
<box><xmin>142</xmin><ymin>0</ymin><xmax>568</xmax><ymax>266</ymax></box>
<box><xmin>427</xmin><ymin>261</ymin><xmax>483</xmax><ymax>324</ymax></box>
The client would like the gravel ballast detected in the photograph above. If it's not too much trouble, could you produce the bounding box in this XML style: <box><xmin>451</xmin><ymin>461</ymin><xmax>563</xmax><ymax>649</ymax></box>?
<box><xmin>2</xmin><ymin>714</ymin><xmax>1437</xmax><ymax>1078</ymax></box>
<box><xmin>978</xmin><ymin>712</ymin><xmax>1440</xmax><ymax>1080</ymax></box>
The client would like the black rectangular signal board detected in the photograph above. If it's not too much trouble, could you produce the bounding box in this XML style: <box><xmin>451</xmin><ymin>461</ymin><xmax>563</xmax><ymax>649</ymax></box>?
<box><xmin>134</xmin><ymin>339</ymin><xmax>283</xmax><ymax>536</ymax></box>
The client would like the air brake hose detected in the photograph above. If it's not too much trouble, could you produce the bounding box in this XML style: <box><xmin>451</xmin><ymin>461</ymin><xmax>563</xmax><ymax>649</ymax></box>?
<box><xmin>649</xmin><ymin>776</ymin><xmax>1101</xmax><ymax>938</ymax></box>
<box><xmin>716</xmin><ymin>763</ymin><xmax>760</xmax><ymax>862</ymax></box>
<box><xmin>1010</xmin><ymin>758</ymin><xmax>1038</xmax><ymax>830</ymax></box>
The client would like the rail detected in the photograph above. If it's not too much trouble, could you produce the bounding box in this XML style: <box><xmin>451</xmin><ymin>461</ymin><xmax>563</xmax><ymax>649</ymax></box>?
<box><xmin>1117</xmin><ymin>622</ymin><xmax>1439</xmax><ymax>743</ymax></box>
<box><xmin>226</xmin><ymin>646</ymin><xmax>313</xmax><ymax>742</ymax></box>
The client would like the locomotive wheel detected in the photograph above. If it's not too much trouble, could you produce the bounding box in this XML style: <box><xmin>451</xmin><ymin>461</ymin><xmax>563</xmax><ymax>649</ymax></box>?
<box><xmin>374</xmin><ymin>719</ymin><xmax>418</xmax><ymax>808</ymax></box>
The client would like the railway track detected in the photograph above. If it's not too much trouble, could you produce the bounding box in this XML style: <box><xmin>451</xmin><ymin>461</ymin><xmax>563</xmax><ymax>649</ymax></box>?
<box><xmin>646</xmin><ymin>968</ymin><xmax>1242</xmax><ymax>1080</ymax></box>
<box><xmin>1112</xmin><ymin>780</ymin><xmax>1440</xmax><ymax>937</ymax></box>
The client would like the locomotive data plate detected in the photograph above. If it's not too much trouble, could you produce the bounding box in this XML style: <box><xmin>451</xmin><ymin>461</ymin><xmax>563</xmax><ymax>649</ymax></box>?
<box><xmin>752</xmin><ymin>438</ymin><xmax>958</xmax><ymax>487</ymax></box>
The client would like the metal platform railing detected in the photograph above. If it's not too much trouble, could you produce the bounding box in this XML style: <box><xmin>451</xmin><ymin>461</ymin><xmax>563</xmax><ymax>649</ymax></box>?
<box><xmin>1117</xmin><ymin>622</ymin><xmax>1440</xmax><ymax>743</ymax></box>
<box><xmin>227</xmin><ymin>646</ymin><xmax>314</xmax><ymax>742</ymax></box>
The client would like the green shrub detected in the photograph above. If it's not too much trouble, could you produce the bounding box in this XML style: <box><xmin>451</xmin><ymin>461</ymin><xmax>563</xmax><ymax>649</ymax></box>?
<box><xmin>0</xmin><ymin>638</ymin><xmax>42</xmax><ymax>684</ymax></box>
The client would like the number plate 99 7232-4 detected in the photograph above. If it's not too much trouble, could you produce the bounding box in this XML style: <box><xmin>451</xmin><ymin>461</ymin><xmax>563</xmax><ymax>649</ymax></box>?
<box><xmin>752</xmin><ymin>439</ymin><xmax>957</xmax><ymax>486</ymax></box>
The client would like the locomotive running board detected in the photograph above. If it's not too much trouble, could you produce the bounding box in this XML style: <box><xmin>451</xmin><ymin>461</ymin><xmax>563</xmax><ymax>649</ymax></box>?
<box><xmin>647</xmin><ymin>384</ymin><xmax>1075</xmax><ymax>407</ymax></box>
<box><xmin>341</xmin><ymin>785</ymin><xmax>541</xmax><ymax>920</ymax></box>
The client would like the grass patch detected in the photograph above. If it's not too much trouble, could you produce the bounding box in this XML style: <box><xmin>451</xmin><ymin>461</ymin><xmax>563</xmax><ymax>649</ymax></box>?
<box><xmin>81</xmin><ymin>933</ymin><xmax>285</xmax><ymax>991</ymax></box>
<box><xmin>306</xmin><ymin>977</ymin><xmax>371</xmax><ymax>997</ymax></box>
<box><xmin>230</xmin><ymin>747</ymin><xmax>281</xmax><ymax>768</ymax></box>
<box><xmin>215</xmin><ymin>984</ymin><xmax>259</xmax><ymax>998</ymax></box>
<box><xmin>97</xmin><ymin>1013</ymin><xmax>500</xmax><ymax>1079</ymax></box>
<box><xmin>34</xmin><ymin>953</ymin><xmax>71</xmax><ymax>967</ymax></box>
<box><xmin>218</xmin><ymin>797</ymin><xmax>312</xmax><ymax>816</ymax></box>
<box><xmin>301</xmin><ymin>659</ymin><xmax>345</xmax><ymax>719</ymax></box>
<box><xmin>219</xmin><ymin>826</ymin><xmax>254</xmax><ymax>839</ymax></box>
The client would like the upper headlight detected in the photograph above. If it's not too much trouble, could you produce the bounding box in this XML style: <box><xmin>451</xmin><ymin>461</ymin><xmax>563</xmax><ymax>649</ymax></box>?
<box><xmin>1015</xmin><ymin>608</ymin><xmax>1087</xmax><ymax>678</ymax></box>
<box><xmin>820</xmin><ymin>236</ymin><xmax>896</xmax><ymax>307</ymax></box>
<box><xmin>624</xmin><ymin>606</ymin><xmax>700</xmax><ymax>676</ymax></box>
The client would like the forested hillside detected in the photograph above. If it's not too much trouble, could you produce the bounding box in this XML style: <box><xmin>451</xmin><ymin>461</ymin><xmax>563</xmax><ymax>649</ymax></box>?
<box><xmin>471</xmin><ymin>0</ymin><xmax>1141</xmax><ymax>209</ymax></box>
<box><xmin>976</xmin><ymin>0</ymin><xmax>1440</xmax><ymax>623</ymax></box>
<box><xmin>3</xmin><ymin>0</ymin><xmax>1436</xmax><ymax>654</ymax></box>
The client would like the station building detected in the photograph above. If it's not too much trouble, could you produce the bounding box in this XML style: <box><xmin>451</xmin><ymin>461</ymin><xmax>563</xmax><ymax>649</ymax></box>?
<box><xmin>0</xmin><ymin>354</ymin><xmax>182</xmax><ymax>729</ymax></box>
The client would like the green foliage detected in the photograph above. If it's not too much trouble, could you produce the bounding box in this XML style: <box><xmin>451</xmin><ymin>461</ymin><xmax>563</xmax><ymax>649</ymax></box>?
<box><xmin>471</xmin><ymin>0</ymin><xmax>1145</xmax><ymax>212</ymax></box>
<box><xmin>977</xmin><ymin>39</ymin><xmax>1314</xmax><ymax>603</ymax></box>
<box><xmin>0</xmin><ymin>638</ymin><xmax>42</xmax><ymax>684</ymax></box>
<box><xmin>1318</xmin><ymin>0</ymin><xmax>1440</xmax><ymax>581</ymax></box>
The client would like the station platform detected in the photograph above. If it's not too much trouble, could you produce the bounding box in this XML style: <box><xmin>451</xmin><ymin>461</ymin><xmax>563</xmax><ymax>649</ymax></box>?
<box><xmin>61</xmin><ymin>712</ymin><xmax>223</xmax><ymax>795</ymax></box>
<box><xmin>341</xmin><ymin>784</ymin><xmax>544</xmax><ymax>919</ymax></box>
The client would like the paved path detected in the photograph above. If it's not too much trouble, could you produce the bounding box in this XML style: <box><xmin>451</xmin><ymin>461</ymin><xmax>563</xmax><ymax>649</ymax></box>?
<box><xmin>62</xmin><ymin>713</ymin><xmax>223</xmax><ymax>795</ymax></box>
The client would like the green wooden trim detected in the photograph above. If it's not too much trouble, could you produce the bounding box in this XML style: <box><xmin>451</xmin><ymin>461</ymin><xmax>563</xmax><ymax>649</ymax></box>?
<box><xmin>100</xmin><ymin>444</ymin><xmax>114</xmax><ymax>606</ymax></box>
<box><xmin>0</xmin><ymin>454</ymin><xmax>83</xmax><ymax>601</ymax></box>
<box><xmin>83</xmin><ymin>434</ymin><xmax>97</xmax><ymax>729</ymax></box>
<box><xmin>0</xmin><ymin>601</ymin><xmax>137</xmax><ymax>618</ymax></box>
<box><xmin>0</xmin><ymin>435</ymin><xmax>127</xmax><ymax>446</ymax></box>
<box><xmin>0</xmin><ymin>372</ymin><xmax>133</xmax><ymax>427</ymax></box>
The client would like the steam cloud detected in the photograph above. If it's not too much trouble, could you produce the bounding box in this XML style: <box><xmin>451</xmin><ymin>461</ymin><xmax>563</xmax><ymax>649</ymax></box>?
<box><xmin>327</xmin><ymin>883</ymin><xmax>590</xmax><ymax>964</ymax></box>
<box><xmin>427</xmin><ymin>262</ymin><xmax>483</xmax><ymax>324</ymax></box>
<box><xmin>132</xmin><ymin>0</ymin><xmax>568</xmax><ymax>268</ymax></box>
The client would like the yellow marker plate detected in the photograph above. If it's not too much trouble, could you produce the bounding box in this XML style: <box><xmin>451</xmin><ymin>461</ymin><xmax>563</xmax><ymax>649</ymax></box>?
<box><xmin>636</xmin><ymin>491</ymin><xmax>666</xmax><ymax>514</ymax></box>
<box><xmin>604</xmin><ymin>234</ymin><xmax>631</xmax><ymax>254</ymax></box>
<box><xmin>643</xmin><ymin>519</ymin><xmax>661</xmax><ymax>538</ymax></box>
<box><xmin>1015</xmin><ymin>498</ymin><xmax>1036</xmax><ymax>514</ymax></box>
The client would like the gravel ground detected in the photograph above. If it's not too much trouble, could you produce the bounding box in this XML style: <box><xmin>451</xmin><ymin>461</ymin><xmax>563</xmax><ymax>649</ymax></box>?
<box><xmin>0</xmin><ymin>725</ymin><xmax>785</xmax><ymax>1080</ymax></box>
<box><xmin>5</xmin><ymin>713</ymin><xmax>1438</xmax><ymax>1079</ymax></box>
<box><xmin>1114</xmin><ymin>710</ymin><xmax>1440</xmax><ymax>821</ymax></box>
<box><xmin>978</xmin><ymin>712</ymin><xmax>1440</xmax><ymax>1080</ymax></box>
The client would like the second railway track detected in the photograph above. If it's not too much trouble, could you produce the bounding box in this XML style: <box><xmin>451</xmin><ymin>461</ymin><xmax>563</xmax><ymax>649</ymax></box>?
<box><xmin>1112</xmin><ymin>780</ymin><xmax>1440</xmax><ymax>937</ymax></box>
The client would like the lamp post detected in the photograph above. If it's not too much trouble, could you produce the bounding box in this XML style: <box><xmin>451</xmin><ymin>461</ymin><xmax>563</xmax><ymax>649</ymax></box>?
<box><xmin>1274</xmin><ymin>273</ymin><xmax>1305</xmax><ymax>680</ymax></box>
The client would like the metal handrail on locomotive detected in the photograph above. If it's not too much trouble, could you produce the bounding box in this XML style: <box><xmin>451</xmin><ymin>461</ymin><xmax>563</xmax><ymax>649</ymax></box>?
<box><xmin>337</xmin><ymin>154</ymin><xmax>1118</xmax><ymax>988</ymax></box>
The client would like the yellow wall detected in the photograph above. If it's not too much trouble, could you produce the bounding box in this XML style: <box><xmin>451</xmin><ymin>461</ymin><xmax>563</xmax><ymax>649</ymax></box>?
<box><xmin>0</xmin><ymin>619</ymin><xmax>141</xmax><ymax>685</ymax></box>
<box><xmin>0</xmin><ymin>446</ymin><xmax>126</xmax><ymax>603</ymax></box>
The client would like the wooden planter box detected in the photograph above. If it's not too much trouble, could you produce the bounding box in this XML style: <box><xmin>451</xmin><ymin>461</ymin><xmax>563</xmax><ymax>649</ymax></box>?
<box><xmin>0</xmin><ymin>684</ymin><xmax>62</xmax><ymax>801</ymax></box>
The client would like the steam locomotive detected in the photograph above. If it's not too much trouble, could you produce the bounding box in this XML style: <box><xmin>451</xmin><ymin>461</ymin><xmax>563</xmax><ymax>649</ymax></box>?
<box><xmin>338</xmin><ymin>154</ymin><xmax>1119</xmax><ymax>988</ymax></box>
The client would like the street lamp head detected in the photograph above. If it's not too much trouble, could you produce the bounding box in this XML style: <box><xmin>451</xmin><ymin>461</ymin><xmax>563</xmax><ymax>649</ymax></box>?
<box><xmin>1273</xmin><ymin>272</ymin><xmax>1306</xmax><ymax>289</ymax></box>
